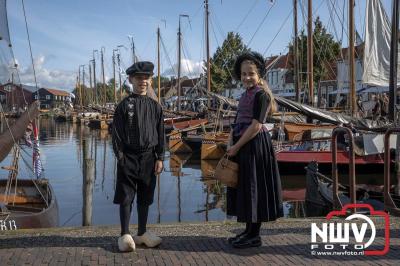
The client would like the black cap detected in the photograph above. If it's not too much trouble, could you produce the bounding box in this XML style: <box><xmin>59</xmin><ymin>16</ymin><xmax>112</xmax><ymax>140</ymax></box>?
<box><xmin>126</xmin><ymin>61</ymin><xmax>154</xmax><ymax>76</ymax></box>
<box><xmin>233</xmin><ymin>51</ymin><xmax>266</xmax><ymax>80</ymax></box>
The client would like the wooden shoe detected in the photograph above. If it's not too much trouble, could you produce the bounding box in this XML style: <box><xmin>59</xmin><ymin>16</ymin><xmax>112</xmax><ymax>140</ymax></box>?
<box><xmin>134</xmin><ymin>231</ymin><xmax>162</xmax><ymax>248</ymax></box>
<box><xmin>118</xmin><ymin>234</ymin><xmax>136</xmax><ymax>252</ymax></box>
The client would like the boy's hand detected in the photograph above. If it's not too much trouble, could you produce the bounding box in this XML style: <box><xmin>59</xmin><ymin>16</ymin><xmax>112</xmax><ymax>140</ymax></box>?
<box><xmin>154</xmin><ymin>160</ymin><xmax>163</xmax><ymax>175</ymax></box>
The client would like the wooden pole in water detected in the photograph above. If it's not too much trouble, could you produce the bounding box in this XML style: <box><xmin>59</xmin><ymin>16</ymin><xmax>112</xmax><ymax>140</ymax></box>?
<box><xmin>82</xmin><ymin>158</ymin><xmax>94</xmax><ymax>226</ymax></box>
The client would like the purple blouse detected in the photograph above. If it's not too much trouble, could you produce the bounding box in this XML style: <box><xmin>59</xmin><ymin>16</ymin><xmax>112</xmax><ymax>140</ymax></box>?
<box><xmin>232</xmin><ymin>86</ymin><xmax>271</xmax><ymax>136</ymax></box>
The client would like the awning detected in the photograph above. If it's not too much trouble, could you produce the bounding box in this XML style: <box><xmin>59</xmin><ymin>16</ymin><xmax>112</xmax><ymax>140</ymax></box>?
<box><xmin>360</xmin><ymin>86</ymin><xmax>389</xmax><ymax>93</ymax></box>
<box><xmin>328</xmin><ymin>88</ymin><xmax>349</xmax><ymax>95</ymax></box>
<box><xmin>277</xmin><ymin>92</ymin><xmax>296</xmax><ymax>97</ymax></box>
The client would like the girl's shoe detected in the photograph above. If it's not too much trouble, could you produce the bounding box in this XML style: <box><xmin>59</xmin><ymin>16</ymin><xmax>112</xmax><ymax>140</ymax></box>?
<box><xmin>118</xmin><ymin>234</ymin><xmax>136</xmax><ymax>252</ymax></box>
<box><xmin>232</xmin><ymin>235</ymin><xmax>262</xmax><ymax>249</ymax></box>
<box><xmin>228</xmin><ymin>231</ymin><xmax>247</xmax><ymax>244</ymax></box>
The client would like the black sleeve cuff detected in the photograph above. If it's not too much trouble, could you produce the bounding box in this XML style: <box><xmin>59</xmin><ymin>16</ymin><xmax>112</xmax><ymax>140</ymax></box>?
<box><xmin>156</xmin><ymin>153</ymin><xmax>165</xmax><ymax>161</ymax></box>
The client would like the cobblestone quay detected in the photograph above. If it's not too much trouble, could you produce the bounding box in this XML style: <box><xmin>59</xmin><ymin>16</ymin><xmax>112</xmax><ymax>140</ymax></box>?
<box><xmin>0</xmin><ymin>217</ymin><xmax>399</xmax><ymax>265</ymax></box>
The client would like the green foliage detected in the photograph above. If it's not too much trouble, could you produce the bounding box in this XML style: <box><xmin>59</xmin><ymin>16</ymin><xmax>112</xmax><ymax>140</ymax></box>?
<box><xmin>152</xmin><ymin>76</ymin><xmax>170</xmax><ymax>90</ymax></box>
<box><xmin>210</xmin><ymin>32</ymin><xmax>249</xmax><ymax>93</ymax></box>
<box><xmin>288</xmin><ymin>16</ymin><xmax>340</xmax><ymax>87</ymax></box>
<box><xmin>72</xmin><ymin>78</ymin><xmax>119</xmax><ymax>105</ymax></box>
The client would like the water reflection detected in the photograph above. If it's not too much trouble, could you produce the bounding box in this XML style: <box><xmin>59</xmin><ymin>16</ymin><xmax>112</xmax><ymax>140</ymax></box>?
<box><xmin>3</xmin><ymin>117</ymin><xmax>397</xmax><ymax>227</ymax></box>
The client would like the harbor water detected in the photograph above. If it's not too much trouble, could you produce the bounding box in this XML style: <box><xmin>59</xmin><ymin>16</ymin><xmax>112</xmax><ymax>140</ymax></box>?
<box><xmin>1</xmin><ymin>117</ymin><xmax>397</xmax><ymax>227</ymax></box>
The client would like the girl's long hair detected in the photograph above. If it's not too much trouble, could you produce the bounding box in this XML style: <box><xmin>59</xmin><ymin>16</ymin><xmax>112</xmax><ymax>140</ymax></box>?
<box><xmin>258</xmin><ymin>79</ymin><xmax>277</xmax><ymax>116</ymax></box>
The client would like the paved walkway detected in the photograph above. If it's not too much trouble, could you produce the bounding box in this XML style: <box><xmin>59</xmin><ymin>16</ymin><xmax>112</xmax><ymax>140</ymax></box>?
<box><xmin>0</xmin><ymin>217</ymin><xmax>399</xmax><ymax>265</ymax></box>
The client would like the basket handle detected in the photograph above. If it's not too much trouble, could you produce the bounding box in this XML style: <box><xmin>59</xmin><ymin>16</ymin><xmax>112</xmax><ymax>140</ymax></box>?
<box><xmin>221</xmin><ymin>153</ymin><xmax>230</xmax><ymax>167</ymax></box>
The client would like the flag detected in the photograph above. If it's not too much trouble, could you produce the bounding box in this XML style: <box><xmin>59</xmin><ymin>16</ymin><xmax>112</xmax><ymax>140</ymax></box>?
<box><xmin>32</xmin><ymin>120</ymin><xmax>43</xmax><ymax>178</ymax></box>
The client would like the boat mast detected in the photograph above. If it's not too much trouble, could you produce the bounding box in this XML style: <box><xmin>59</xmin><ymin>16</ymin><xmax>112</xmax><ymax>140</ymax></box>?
<box><xmin>294</xmin><ymin>0</ymin><xmax>300</xmax><ymax>102</ymax></box>
<box><xmin>93</xmin><ymin>50</ymin><xmax>98</xmax><ymax>105</ymax></box>
<box><xmin>177</xmin><ymin>16</ymin><xmax>182</xmax><ymax>111</ymax></box>
<box><xmin>205</xmin><ymin>0</ymin><xmax>211</xmax><ymax>108</ymax></box>
<box><xmin>82</xmin><ymin>65</ymin><xmax>86</xmax><ymax>106</ymax></box>
<box><xmin>389</xmin><ymin>0</ymin><xmax>399</xmax><ymax>122</ymax></box>
<box><xmin>113</xmin><ymin>49</ymin><xmax>117</xmax><ymax>103</ymax></box>
<box><xmin>349</xmin><ymin>0</ymin><xmax>356</xmax><ymax>116</ymax></box>
<box><xmin>117</xmin><ymin>52</ymin><xmax>122</xmax><ymax>101</ymax></box>
<box><xmin>177</xmin><ymin>14</ymin><xmax>189</xmax><ymax>111</ymax></box>
<box><xmin>128</xmin><ymin>36</ymin><xmax>136</xmax><ymax>64</ymax></box>
<box><xmin>101</xmin><ymin>47</ymin><xmax>106</xmax><ymax>105</ymax></box>
<box><xmin>89</xmin><ymin>61</ymin><xmax>93</xmax><ymax>104</ymax></box>
<box><xmin>307</xmin><ymin>0</ymin><xmax>313</xmax><ymax>106</ymax></box>
<box><xmin>157</xmin><ymin>26</ymin><xmax>161</xmax><ymax>103</ymax></box>
<box><xmin>78</xmin><ymin>65</ymin><xmax>83</xmax><ymax>108</ymax></box>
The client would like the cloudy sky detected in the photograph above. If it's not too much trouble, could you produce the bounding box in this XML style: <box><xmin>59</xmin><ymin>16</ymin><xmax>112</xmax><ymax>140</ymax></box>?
<box><xmin>4</xmin><ymin>0</ymin><xmax>393</xmax><ymax>91</ymax></box>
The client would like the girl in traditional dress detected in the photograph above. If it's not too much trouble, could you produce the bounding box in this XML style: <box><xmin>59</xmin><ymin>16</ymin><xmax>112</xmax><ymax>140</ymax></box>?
<box><xmin>226</xmin><ymin>51</ymin><xmax>283</xmax><ymax>248</ymax></box>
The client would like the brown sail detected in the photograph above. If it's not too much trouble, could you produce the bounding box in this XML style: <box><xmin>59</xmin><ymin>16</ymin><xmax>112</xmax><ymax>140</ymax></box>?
<box><xmin>0</xmin><ymin>101</ymin><xmax>39</xmax><ymax>163</ymax></box>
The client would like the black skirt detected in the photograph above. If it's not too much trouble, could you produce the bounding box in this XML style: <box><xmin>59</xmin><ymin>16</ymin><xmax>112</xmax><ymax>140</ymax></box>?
<box><xmin>227</xmin><ymin>130</ymin><xmax>283</xmax><ymax>222</ymax></box>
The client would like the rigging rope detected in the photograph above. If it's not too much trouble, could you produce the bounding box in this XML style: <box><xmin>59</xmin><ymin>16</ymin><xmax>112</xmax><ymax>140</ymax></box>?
<box><xmin>246</xmin><ymin>1</ymin><xmax>276</xmax><ymax>47</ymax></box>
<box><xmin>21</xmin><ymin>0</ymin><xmax>39</xmax><ymax>91</ymax></box>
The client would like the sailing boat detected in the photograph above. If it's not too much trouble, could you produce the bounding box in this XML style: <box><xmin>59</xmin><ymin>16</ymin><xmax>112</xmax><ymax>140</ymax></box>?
<box><xmin>0</xmin><ymin>0</ymin><xmax>58</xmax><ymax>229</ymax></box>
<box><xmin>0</xmin><ymin>102</ymin><xmax>59</xmax><ymax>229</ymax></box>
<box><xmin>272</xmin><ymin>0</ymin><xmax>400</xmax><ymax>174</ymax></box>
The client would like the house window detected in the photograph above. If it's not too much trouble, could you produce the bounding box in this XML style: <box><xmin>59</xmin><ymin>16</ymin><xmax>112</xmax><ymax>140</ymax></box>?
<box><xmin>46</xmin><ymin>95</ymin><xmax>51</xmax><ymax>100</ymax></box>
<box><xmin>34</xmin><ymin>94</ymin><xmax>38</xmax><ymax>100</ymax></box>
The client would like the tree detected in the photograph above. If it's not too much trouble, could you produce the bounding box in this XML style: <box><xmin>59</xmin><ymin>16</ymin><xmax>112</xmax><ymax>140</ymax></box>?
<box><xmin>288</xmin><ymin>16</ymin><xmax>340</xmax><ymax>88</ymax></box>
<box><xmin>210</xmin><ymin>32</ymin><xmax>249</xmax><ymax>93</ymax></box>
<box><xmin>72</xmin><ymin>78</ymin><xmax>117</xmax><ymax>105</ymax></box>
<box><xmin>152</xmin><ymin>76</ymin><xmax>170</xmax><ymax>90</ymax></box>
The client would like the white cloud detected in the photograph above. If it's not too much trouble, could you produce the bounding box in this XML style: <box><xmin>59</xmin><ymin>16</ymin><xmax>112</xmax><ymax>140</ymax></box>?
<box><xmin>16</xmin><ymin>55</ymin><xmax>76</xmax><ymax>91</ymax></box>
<box><xmin>162</xmin><ymin>58</ymin><xmax>204</xmax><ymax>78</ymax></box>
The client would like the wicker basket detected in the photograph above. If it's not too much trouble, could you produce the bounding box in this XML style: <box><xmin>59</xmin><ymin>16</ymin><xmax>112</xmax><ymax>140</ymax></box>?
<box><xmin>214</xmin><ymin>154</ymin><xmax>238</xmax><ymax>188</ymax></box>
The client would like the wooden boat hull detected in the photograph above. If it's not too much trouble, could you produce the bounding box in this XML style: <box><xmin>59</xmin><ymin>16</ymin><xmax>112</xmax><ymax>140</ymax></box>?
<box><xmin>168</xmin><ymin>132</ymin><xmax>192</xmax><ymax>154</ymax></box>
<box><xmin>183</xmin><ymin>135</ymin><xmax>202</xmax><ymax>153</ymax></box>
<box><xmin>54</xmin><ymin>115</ymin><xmax>67</xmax><ymax>122</ymax></box>
<box><xmin>201</xmin><ymin>132</ymin><xmax>229</xmax><ymax>160</ymax></box>
<box><xmin>284</xmin><ymin>123</ymin><xmax>334</xmax><ymax>141</ymax></box>
<box><xmin>173</xmin><ymin>118</ymin><xmax>208</xmax><ymax>130</ymax></box>
<box><xmin>304</xmin><ymin>161</ymin><xmax>400</xmax><ymax>216</ymax></box>
<box><xmin>0</xmin><ymin>179</ymin><xmax>59</xmax><ymax>229</ymax></box>
<box><xmin>276</xmin><ymin>150</ymin><xmax>385</xmax><ymax>174</ymax></box>
<box><xmin>88</xmin><ymin>119</ymin><xmax>109</xmax><ymax>130</ymax></box>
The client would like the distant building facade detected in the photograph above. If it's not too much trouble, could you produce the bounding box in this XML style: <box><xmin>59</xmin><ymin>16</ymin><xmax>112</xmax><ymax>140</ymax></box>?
<box><xmin>0</xmin><ymin>83</ymin><xmax>36</xmax><ymax>111</ymax></box>
<box><xmin>32</xmin><ymin>88</ymin><xmax>70</xmax><ymax>109</ymax></box>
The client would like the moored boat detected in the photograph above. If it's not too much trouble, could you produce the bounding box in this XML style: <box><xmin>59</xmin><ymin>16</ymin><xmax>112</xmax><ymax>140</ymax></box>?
<box><xmin>0</xmin><ymin>178</ymin><xmax>59</xmax><ymax>229</ymax></box>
